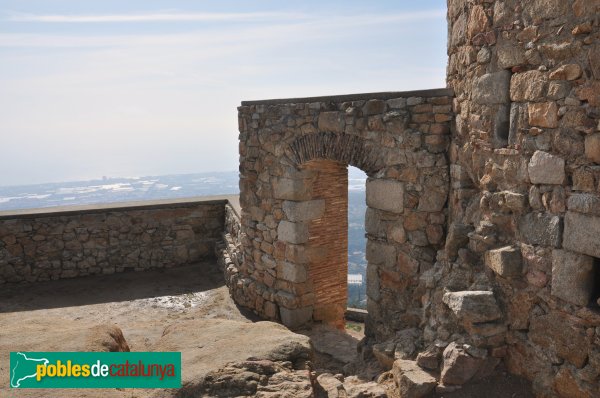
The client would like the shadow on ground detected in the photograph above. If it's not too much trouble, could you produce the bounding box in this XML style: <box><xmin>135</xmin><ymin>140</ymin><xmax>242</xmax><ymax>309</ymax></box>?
<box><xmin>0</xmin><ymin>261</ymin><xmax>228</xmax><ymax>313</ymax></box>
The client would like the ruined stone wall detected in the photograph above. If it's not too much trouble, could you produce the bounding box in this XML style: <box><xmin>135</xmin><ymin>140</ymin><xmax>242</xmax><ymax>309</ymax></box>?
<box><xmin>436</xmin><ymin>0</ymin><xmax>600</xmax><ymax>395</ymax></box>
<box><xmin>235</xmin><ymin>89</ymin><xmax>453</xmax><ymax>338</ymax></box>
<box><xmin>0</xmin><ymin>198</ymin><xmax>228</xmax><ymax>284</ymax></box>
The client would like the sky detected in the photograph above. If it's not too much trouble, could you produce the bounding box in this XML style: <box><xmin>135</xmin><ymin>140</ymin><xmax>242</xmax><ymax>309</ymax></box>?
<box><xmin>0</xmin><ymin>0</ymin><xmax>447</xmax><ymax>186</ymax></box>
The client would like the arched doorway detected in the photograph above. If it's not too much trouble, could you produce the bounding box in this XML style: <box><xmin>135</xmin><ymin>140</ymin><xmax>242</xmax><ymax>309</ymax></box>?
<box><xmin>235</xmin><ymin>90</ymin><xmax>453</xmax><ymax>340</ymax></box>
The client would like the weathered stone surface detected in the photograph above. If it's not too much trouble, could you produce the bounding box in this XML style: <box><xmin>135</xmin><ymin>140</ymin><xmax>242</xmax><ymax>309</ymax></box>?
<box><xmin>318</xmin><ymin>111</ymin><xmax>345</xmax><ymax>133</ymax></box>
<box><xmin>472</xmin><ymin>71</ymin><xmax>511</xmax><ymax>105</ymax></box>
<box><xmin>273</xmin><ymin>177</ymin><xmax>312</xmax><ymax>200</ymax></box>
<box><xmin>568</xmin><ymin>193</ymin><xmax>600</xmax><ymax>216</ymax></box>
<box><xmin>497</xmin><ymin>39</ymin><xmax>526</xmax><ymax>69</ymax></box>
<box><xmin>366</xmin><ymin>179</ymin><xmax>404</xmax><ymax>213</ymax></box>
<box><xmin>589</xmin><ymin>43</ymin><xmax>600</xmax><ymax>80</ymax></box>
<box><xmin>442</xmin><ymin>291</ymin><xmax>501</xmax><ymax>324</ymax></box>
<box><xmin>363</xmin><ymin>99</ymin><xmax>386</xmax><ymax>115</ymax></box>
<box><xmin>551</xmin><ymin>249</ymin><xmax>594</xmax><ymax>306</ymax></box>
<box><xmin>576</xmin><ymin>81</ymin><xmax>600</xmax><ymax>107</ymax></box>
<box><xmin>585</xmin><ymin>134</ymin><xmax>600</xmax><ymax>163</ymax></box>
<box><xmin>528</xmin><ymin>102</ymin><xmax>558</xmax><ymax>128</ymax></box>
<box><xmin>277</xmin><ymin>261</ymin><xmax>307</xmax><ymax>283</ymax></box>
<box><xmin>282</xmin><ymin>199</ymin><xmax>325</xmax><ymax>222</ymax></box>
<box><xmin>485</xmin><ymin>246</ymin><xmax>522</xmax><ymax>277</ymax></box>
<box><xmin>524</xmin><ymin>0</ymin><xmax>570</xmax><ymax>20</ymax></box>
<box><xmin>549</xmin><ymin>64</ymin><xmax>582</xmax><ymax>81</ymax></box>
<box><xmin>343</xmin><ymin>376</ymin><xmax>388</xmax><ymax>398</ymax></box>
<box><xmin>552</xmin><ymin>366</ymin><xmax>597</xmax><ymax>398</ymax></box>
<box><xmin>277</xmin><ymin>221</ymin><xmax>309</xmax><ymax>244</ymax></box>
<box><xmin>440</xmin><ymin>343</ymin><xmax>486</xmax><ymax>386</ymax></box>
<box><xmin>416</xmin><ymin>346</ymin><xmax>441</xmax><ymax>370</ymax></box>
<box><xmin>563</xmin><ymin>211</ymin><xmax>600</xmax><ymax>258</ymax></box>
<box><xmin>372</xmin><ymin>328</ymin><xmax>420</xmax><ymax>369</ymax></box>
<box><xmin>279</xmin><ymin>306</ymin><xmax>313</xmax><ymax>329</ymax></box>
<box><xmin>366</xmin><ymin>241</ymin><xmax>396</xmax><ymax>269</ymax></box>
<box><xmin>519</xmin><ymin>212</ymin><xmax>562</xmax><ymax>247</ymax></box>
<box><xmin>528</xmin><ymin>150</ymin><xmax>565</xmax><ymax>184</ymax></box>
<box><xmin>392</xmin><ymin>359</ymin><xmax>437</xmax><ymax>398</ymax></box>
<box><xmin>529</xmin><ymin>312</ymin><xmax>589</xmax><ymax>368</ymax></box>
<box><xmin>445</xmin><ymin>223</ymin><xmax>472</xmax><ymax>259</ymax></box>
<box><xmin>316</xmin><ymin>373</ymin><xmax>343</xmax><ymax>396</ymax></box>
<box><xmin>467</xmin><ymin>5</ymin><xmax>489</xmax><ymax>39</ymax></box>
<box><xmin>510</xmin><ymin>70</ymin><xmax>547</xmax><ymax>102</ymax></box>
<box><xmin>153</xmin><ymin>318</ymin><xmax>312</xmax><ymax>392</ymax></box>
<box><xmin>199</xmin><ymin>360</ymin><xmax>313</xmax><ymax>398</ymax></box>
<box><xmin>417</xmin><ymin>186</ymin><xmax>448</xmax><ymax>212</ymax></box>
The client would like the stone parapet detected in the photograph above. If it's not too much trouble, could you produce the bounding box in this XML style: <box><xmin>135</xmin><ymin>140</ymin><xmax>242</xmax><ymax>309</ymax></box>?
<box><xmin>0</xmin><ymin>196</ymin><xmax>238</xmax><ymax>284</ymax></box>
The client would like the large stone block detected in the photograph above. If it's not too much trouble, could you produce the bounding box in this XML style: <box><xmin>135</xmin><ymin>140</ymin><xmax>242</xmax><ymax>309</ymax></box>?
<box><xmin>272</xmin><ymin>178</ymin><xmax>312</xmax><ymax>200</ymax></box>
<box><xmin>551</xmin><ymin>249</ymin><xmax>594</xmax><ymax>306</ymax></box>
<box><xmin>445</xmin><ymin>223</ymin><xmax>472</xmax><ymax>259</ymax></box>
<box><xmin>523</xmin><ymin>0</ymin><xmax>570</xmax><ymax>20</ymax></box>
<box><xmin>528</xmin><ymin>150</ymin><xmax>565</xmax><ymax>185</ymax></box>
<box><xmin>510</xmin><ymin>70</ymin><xmax>547</xmax><ymax>102</ymax></box>
<box><xmin>528</xmin><ymin>102</ymin><xmax>558</xmax><ymax>128</ymax></box>
<box><xmin>519</xmin><ymin>212</ymin><xmax>562</xmax><ymax>247</ymax></box>
<box><xmin>585</xmin><ymin>134</ymin><xmax>600</xmax><ymax>163</ymax></box>
<box><xmin>417</xmin><ymin>186</ymin><xmax>448</xmax><ymax>212</ymax></box>
<box><xmin>496</xmin><ymin>39</ymin><xmax>526</xmax><ymax>69</ymax></box>
<box><xmin>392</xmin><ymin>359</ymin><xmax>437</xmax><ymax>398</ymax></box>
<box><xmin>568</xmin><ymin>193</ymin><xmax>600</xmax><ymax>216</ymax></box>
<box><xmin>365</xmin><ymin>240</ymin><xmax>396</xmax><ymax>269</ymax></box>
<box><xmin>317</xmin><ymin>112</ymin><xmax>344</xmax><ymax>133</ymax></box>
<box><xmin>366</xmin><ymin>263</ymin><xmax>380</xmax><ymax>302</ymax></box>
<box><xmin>563</xmin><ymin>211</ymin><xmax>600</xmax><ymax>258</ymax></box>
<box><xmin>442</xmin><ymin>291</ymin><xmax>502</xmax><ymax>324</ymax></box>
<box><xmin>282</xmin><ymin>200</ymin><xmax>325</xmax><ymax>222</ymax></box>
<box><xmin>366</xmin><ymin>179</ymin><xmax>404</xmax><ymax>213</ymax></box>
<box><xmin>485</xmin><ymin>246</ymin><xmax>522</xmax><ymax>277</ymax></box>
<box><xmin>440</xmin><ymin>343</ymin><xmax>487</xmax><ymax>386</ymax></box>
<box><xmin>471</xmin><ymin>71</ymin><xmax>511</xmax><ymax>105</ymax></box>
<box><xmin>529</xmin><ymin>312</ymin><xmax>589</xmax><ymax>368</ymax></box>
<box><xmin>277</xmin><ymin>261</ymin><xmax>308</xmax><ymax>283</ymax></box>
<box><xmin>279</xmin><ymin>306</ymin><xmax>313</xmax><ymax>329</ymax></box>
<box><xmin>277</xmin><ymin>221</ymin><xmax>309</xmax><ymax>244</ymax></box>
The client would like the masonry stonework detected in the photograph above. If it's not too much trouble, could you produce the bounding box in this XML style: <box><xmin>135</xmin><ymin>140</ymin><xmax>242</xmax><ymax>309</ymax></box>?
<box><xmin>0</xmin><ymin>199</ymin><xmax>226</xmax><ymax>283</ymax></box>
<box><xmin>233</xmin><ymin>89</ymin><xmax>453</xmax><ymax>338</ymax></box>
<box><xmin>439</xmin><ymin>0</ymin><xmax>600</xmax><ymax>395</ymax></box>
<box><xmin>230</xmin><ymin>0</ymin><xmax>600</xmax><ymax>395</ymax></box>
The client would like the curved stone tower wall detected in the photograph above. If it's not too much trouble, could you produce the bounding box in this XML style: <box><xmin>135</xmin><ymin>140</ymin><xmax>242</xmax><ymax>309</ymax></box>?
<box><xmin>442</xmin><ymin>0</ymin><xmax>600</xmax><ymax>395</ymax></box>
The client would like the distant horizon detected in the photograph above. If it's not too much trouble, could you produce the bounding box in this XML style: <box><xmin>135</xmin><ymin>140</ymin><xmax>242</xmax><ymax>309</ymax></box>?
<box><xmin>0</xmin><ymin>169</ymin><xmax>240</xmax><ymax>189</ymax></box>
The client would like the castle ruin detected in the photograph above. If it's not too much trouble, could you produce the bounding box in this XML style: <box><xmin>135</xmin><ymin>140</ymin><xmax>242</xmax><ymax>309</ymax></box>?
<box><xmin>1</xmin><ymin>0</ymin><xmax>600</xmax><ymax>396</ymax></box>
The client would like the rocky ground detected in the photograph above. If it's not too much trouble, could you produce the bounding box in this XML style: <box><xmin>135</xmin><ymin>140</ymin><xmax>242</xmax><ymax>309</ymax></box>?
<box><xmin>0</xmin><ymin>262</ymin><xmax>533</xmax><ymax>397</ymax></box>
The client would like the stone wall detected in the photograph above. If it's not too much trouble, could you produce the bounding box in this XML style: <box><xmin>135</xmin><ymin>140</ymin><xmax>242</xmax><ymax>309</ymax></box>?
<box><xmin>0</xmin><ymin>198</ymin><xmax>231</xmax><ymax>284</ymax></box>
<box><xmin>437</xmin><ymin>0</ymin><xmax>600</xmax><ymax>396</ymax></box>
<box><xmin>235</xmin><ymin>89</ymin><xmax>453</xmax><ymax>338</ymax></box>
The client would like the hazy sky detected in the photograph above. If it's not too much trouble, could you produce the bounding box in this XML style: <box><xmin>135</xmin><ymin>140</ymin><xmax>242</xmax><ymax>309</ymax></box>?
<box><xmin>0</xmin><ymin>1</ymin><xmax>447</xmax><ymax>186</ymax></box>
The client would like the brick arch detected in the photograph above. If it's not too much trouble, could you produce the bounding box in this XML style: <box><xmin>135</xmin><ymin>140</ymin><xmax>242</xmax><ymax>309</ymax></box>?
<box><xmin>286</xmin><ymin>132</ymin><xmax>382</xmax><ymax>175</ymax></box>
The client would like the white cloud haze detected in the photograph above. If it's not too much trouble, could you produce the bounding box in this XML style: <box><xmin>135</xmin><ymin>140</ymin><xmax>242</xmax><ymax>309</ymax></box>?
<box><xmin>0</xmin><ymin>3</ymin><xmax>447</xmax><ymax>186</ymax></box>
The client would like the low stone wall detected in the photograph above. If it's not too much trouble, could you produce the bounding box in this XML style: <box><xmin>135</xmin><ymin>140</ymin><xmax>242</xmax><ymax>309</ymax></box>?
<box><xmin>0</xmin><ymin>197</ymin><xmax>237</xmax><ymax>284</ymax></box>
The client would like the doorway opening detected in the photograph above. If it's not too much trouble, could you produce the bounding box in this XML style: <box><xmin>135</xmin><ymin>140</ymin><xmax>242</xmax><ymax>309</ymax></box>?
<box><xmin>347</xmin><ymin>166</ymin><xmax>368</xmax><ymax>309</ymax></box>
